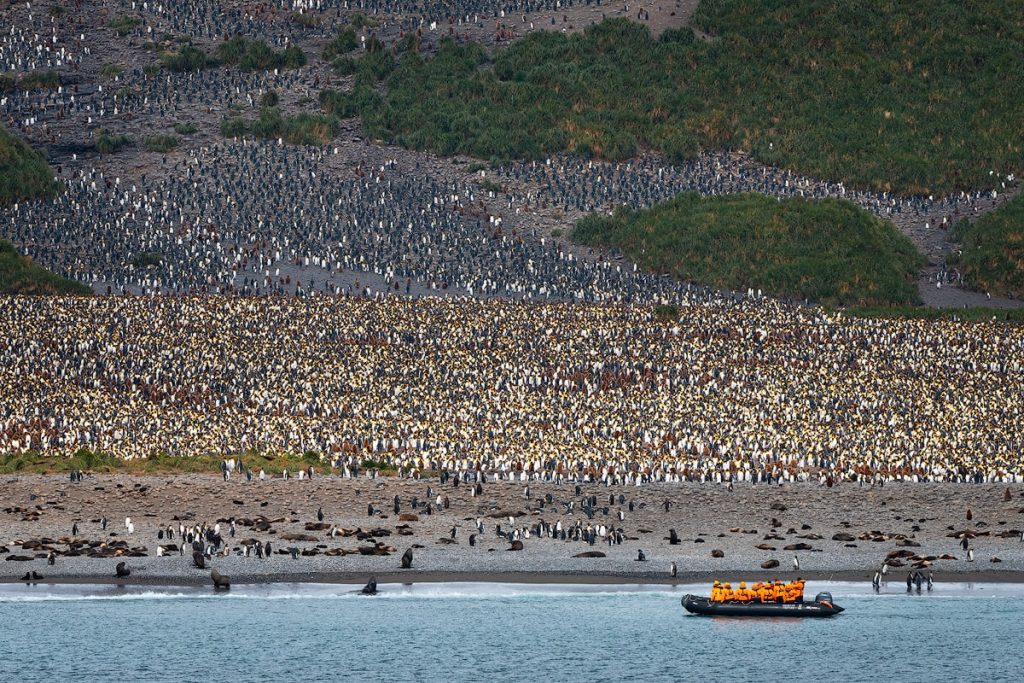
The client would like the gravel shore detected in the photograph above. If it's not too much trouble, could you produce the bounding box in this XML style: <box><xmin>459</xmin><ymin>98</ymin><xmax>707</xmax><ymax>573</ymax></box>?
<box><xmin>2</xmin><ymin>475</ymin><xmax>1022</xmax><ymax>586</ymax></box>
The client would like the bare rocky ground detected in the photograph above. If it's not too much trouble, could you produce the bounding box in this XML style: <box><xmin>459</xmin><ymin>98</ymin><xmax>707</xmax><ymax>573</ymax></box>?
<box><xmin>2</xmin><ymin>474</ymin><xmax>1022</xmax><ymax>585</ymax></box>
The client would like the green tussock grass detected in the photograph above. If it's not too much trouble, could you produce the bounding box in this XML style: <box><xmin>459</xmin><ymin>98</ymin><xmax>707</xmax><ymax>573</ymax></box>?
<box><xmin>951</xmin><ymin>196</ymin><xmax>1024</xmax><ymax>299</ymax></box>
<box><xmin>0</xmin><ymin>449</ymin><xmax>392</xmax><ymax>476</ymax></box>
<box><xmin>95</xmin><ymin>130</ymin><xmax>131</xmax><ymax>154</ymax></box>
<box><xmin>1</xmin><ymin>125</ymin><xmax>60</xmax><ymax>206</ymax></box>
<box><xmin>291</xmin><ymin>11</ymin><xmax>320</xmax><ymax>28</ymax></box>
<box><xmin>348</xmin><ymin>4</ymin><xmax>1023</xmax><ymax>194</ymax></box>
<box><xmin>109</xmin><ymin>16</ymin><xmax>142</xmax><ymax>37</ymax></box>
<box><xmin>215</xmin><ymin>37</ymin><xmax>307</xmax><ymax>71</ymax></box>
<box><xmin>349</xmin><ymin>12</ymin><xmax>378</xmax><ymax>30</ymax></box>
<box><xmin>846</xmin><ymin>305</ymin><xmax>1024</xmax><ymax>325</ymax></box>
<box><xmin>222</xmin><ymin>107</ymin><xmax>337</xmax><ymax>146</ymax></box>
<box><xmin>143</xmin><ymin>134</ymin><xmax>179</xmax><ymax>153</ymax></box>
<box><xmin>323</xmin><ymin>27</ymin><xmax>358</xmax><ymax>60</ymax></box>
<box><xmin>100</xmin><ymin>63</ymin><xmax>124</xmax><ymax>78</ymax></box>
<box><xmin>160</xmin><ymin>45</ymin><xmax>217</xmax><ymax>72</ymax></box>
<box><xmin>0</xmin><ymin>240</ymin><xmax>91</xmax><ymax>295</ymax></box>
<box><xmin>1</xmin><ymin>70</ymin><xmax>60</xmax><ymax>93</ymax></box>
<box><xmin>161</xmin><ymin>38</ymin><xmax>306</xmax><ymax>73</ymax></box>
<box><xmin>571</xmin><ymin>192</ymin><xmax>924</xmax><ymax>307</ymax></box>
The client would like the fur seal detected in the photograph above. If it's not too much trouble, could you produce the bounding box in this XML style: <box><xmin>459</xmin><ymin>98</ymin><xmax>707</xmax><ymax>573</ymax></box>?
<box><xmin>400</xmin><ymin>547</ymin><xmax>413</xmax><ymax>569</ymax></box>
<box><xmin>192</xmin><ymin>552</ymin><xmax>206</xmax><ymax>569</ymax></box>
<box><xmin>115</xmin><ymin>561</ymin><xmax>131</xmax><ymax>578</ymax></box>
<box><xmin>360</xmin><ymin>577</ymin><xmax>378</xmax><ymax>595</ymax></box>
<box><xmin>508</xmin><ymin>540</ymin><xmax>524</xmax><ymax>551</ymax></box>
<box><xmin>211</xmin><ymin>569</ymin><xmax>230</xmax><ymax>590</ymax></box>
<box><xmin>668</xmin><ymin>529</ymin><xmax>680</xmax><ymax>545</ymax></box>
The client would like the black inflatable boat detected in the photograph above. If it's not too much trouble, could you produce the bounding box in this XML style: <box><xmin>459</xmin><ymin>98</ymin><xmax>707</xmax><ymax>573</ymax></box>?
<box><xmin>682</xmin><ymin>592</ymin><xmax>844</xmax><ymax>617</ymax></box>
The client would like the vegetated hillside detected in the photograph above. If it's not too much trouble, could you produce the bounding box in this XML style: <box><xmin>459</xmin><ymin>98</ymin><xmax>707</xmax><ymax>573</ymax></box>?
<box><xmin>0</xmin><ymin>240</ymin><xmax>91</xmax><ymax>295</ymax></box>
<box><xmin>351</xmin><ymin>1</ymin><xmax>1023</xmax><ymax>195</ymax></box>
<box><xmin>951</xmin><ymin>195</ymin><xmax>1024</xmax><ymax>299</ymax></box>
<box><xmin>571</xmin><ymin>193</ymin><xmax>924</xmax><ymax>307</ymax></box>
<box><xmin>0</xmin><ymin>123</ymin><xmax>60</xmax><ymax>206</ymax></box>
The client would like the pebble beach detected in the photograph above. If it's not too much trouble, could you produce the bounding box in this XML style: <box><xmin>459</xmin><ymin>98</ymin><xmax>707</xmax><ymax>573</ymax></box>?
<box><xmin>3</xmin><ymin>474</ymin><xmax>1022</xmax><ymax>586</ymax></box>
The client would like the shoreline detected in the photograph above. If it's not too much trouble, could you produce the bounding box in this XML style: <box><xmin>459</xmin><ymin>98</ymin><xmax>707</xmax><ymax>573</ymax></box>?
<box><xmin>5</xmin><ymin>569</ymin><xmax>1024</xmax><ymax>587</ymax></box>
<box><xmin>5</xmin><ymin>475</ymin><xmax>1021</xmax><ymax>587</ymax></box>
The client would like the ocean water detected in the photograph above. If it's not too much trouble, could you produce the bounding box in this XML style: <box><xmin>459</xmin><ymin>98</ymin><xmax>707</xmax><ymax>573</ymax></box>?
<box><xmin>1</xmin><ymin>582</ymin><xmax>1021</xmax><ymax>682</ymax></box>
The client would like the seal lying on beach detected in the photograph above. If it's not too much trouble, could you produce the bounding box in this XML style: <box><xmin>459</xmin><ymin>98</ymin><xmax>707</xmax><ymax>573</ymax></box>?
<box><xmin>211</xmin><ymin>569</ymin><xmax>230</xmax><ymax>590</ymax></box>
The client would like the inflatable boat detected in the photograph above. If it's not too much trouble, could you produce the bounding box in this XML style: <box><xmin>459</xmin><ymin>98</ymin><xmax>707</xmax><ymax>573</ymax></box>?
<box><xmin>682</xmin><ymin>592</ymin><xmax>844</xmax><ymax>617</ymax></box>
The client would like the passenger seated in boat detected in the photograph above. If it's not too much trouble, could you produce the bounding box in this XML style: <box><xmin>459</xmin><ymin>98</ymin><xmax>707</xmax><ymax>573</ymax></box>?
<box><xmin>710</xmin><ymin>579</ymin><xmax>806</xmax><ymax>603</ymax></box>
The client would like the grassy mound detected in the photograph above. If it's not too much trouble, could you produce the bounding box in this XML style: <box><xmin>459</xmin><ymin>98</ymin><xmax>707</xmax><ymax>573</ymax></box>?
<box><xmin>220</xmin><ymin>107</ymin><xmax>337</xmax><ymax>145</ymax></box>
<box><xmin>571</xmin><ymin>193</ymin><xmax>924</xmax><ymax>306</ymax></box>
<box><xmin>951</xmin><ymin>196</ymin><xmax>1024</xmax><ymax>299</ymax></box>
<box><xmin>848</xmin><ymin>306</ymin><xmax>1024</xmax><ymax>325</ymax></box>
<box><xmin>355</xmin><ymin>2</ymin><xmax>1023</xmax><ymax>194</ymax></box>
<box><xmin>160</xmin><ymin>39</ymin><xmax>306</xmax><ymax>73</ymax></box>
<box><xmin>1</xmin><ymin>124</ymin><xmax>60</xmax><ymax>206</ymax></box>
<box><xmin>215</xmin><ymin>37</ymin><xmax>306</xmax><ymax>71</ymax></box>
<box><xmin>0</xmin><ymin>240</ymin><xmax>91</xmax><ymax>295</ymax></box>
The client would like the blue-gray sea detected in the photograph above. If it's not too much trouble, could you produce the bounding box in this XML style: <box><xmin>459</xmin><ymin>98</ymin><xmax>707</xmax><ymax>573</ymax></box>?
<box><xmin>1</xmin><ymin>582</ymin><xmax>1020</xmax><ymax>682</ymax></box>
